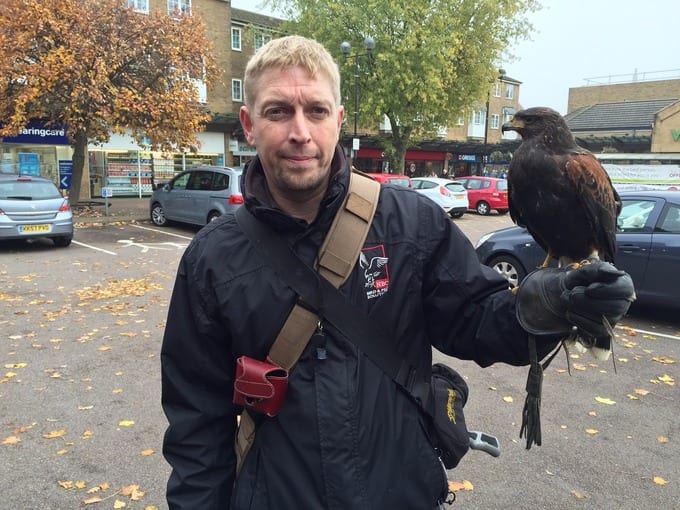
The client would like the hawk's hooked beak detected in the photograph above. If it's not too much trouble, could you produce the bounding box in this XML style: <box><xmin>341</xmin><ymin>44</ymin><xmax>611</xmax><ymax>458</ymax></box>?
<box><xmin>502</xmin><ymin>117</ymin><xmax>523</xmax><ymax>133</ymax></box>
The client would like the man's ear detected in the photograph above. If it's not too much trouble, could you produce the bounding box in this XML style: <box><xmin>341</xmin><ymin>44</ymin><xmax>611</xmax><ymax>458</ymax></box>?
<box><xmin>240</xmin><ymin>106</ymin><xmax>255</xmax><ymax>146</ymax></box>
<box><xmin>337</xmin><ymin>105</ymin><xmax>345</xmax><ymax>136</ymax></box>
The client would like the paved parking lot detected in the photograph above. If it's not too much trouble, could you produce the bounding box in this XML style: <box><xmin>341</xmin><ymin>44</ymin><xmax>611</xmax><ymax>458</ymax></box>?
<box><xmin>1</xmin><ymin>207</ymin><xmax>678</xmax><ymax>509</ymax></box>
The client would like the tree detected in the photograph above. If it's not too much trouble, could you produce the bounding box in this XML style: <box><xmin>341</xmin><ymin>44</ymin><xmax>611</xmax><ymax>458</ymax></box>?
<box><xmin>0</xmin><ymin>0</ymin><xmax>218</xmax><ymax>205</ymax></box>
<box><xmin>276</xmin><ymin>0</ymin><xmax>539</xmax><ymax>173</ymax></box>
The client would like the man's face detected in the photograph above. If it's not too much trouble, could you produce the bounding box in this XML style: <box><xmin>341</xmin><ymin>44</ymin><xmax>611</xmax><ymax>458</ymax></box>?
<box><xmin>240</xmin><ymin>66</ymin><xmax>344</xmax><ymax>201</ymax></box>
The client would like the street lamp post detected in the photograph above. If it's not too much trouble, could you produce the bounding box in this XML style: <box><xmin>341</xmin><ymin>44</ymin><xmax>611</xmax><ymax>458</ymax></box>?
<box><xmin>484</xmin><ymin>68</ymin><xmax>507</xmax><ymax>150</ymax></box>
<box><xmin>340</xmin><ymin>36</ymin><xmax>375</xmax><ymax>166</ymax></box>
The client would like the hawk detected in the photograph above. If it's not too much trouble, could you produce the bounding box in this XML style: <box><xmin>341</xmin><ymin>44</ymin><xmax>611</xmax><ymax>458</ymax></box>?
<box><xmin>502</xmin><ymin>107</ymin><xmax>623</xmax><ymax>359</ymax></box>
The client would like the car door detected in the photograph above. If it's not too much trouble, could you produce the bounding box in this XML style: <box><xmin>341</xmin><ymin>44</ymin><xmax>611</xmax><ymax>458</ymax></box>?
<box><xmin>642</xmin><ymin>202</ymin><xmax>680</xmax><ymax>306</ymax></box>
<box><xmin>185</xmin><ymin>170</ymin><xmax>215</xmax><ymax>225</ymax></box>
<box><xmin>163</xmin><ymin>171</ymin><xmax>192</xmax><ymax>223</ymax></box>
<box><xmin>615</xmin><ymin>197</ymin><xmax>660</xmax><ymax>300</ymax></box>
<box><xmin>463</xmin><ymin>178</ymin><xmax>482</xmax><ymax>207</ymax></box>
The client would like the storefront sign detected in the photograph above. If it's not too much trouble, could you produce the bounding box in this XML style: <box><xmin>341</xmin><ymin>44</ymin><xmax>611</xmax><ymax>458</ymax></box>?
<box><xmin>604</xmin><ymin>163</ymin><xmax>680</xmax><ymax>185</ymax></box>
<box><xmin>2</xmin><ymin>120</ymin><xmax>69</xmax><ymax>145</ymax></box>
<box><xmin>457</xmin><ymin>154</ymin><xmax>477</xmax><ymax>162</ymax></box>
<box><xmin>59</xmin><ymin>160</ymin><xmax>73</xmax><ymax>189</ymax></box>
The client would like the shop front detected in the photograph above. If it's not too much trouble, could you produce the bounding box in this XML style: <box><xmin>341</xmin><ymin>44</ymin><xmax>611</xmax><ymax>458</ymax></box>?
<box><xmin>354</xmin><ymin>148</ymin><xmax>450</xmax><ymax>177</ymax></box>
<box><xmin>88</xmin><ymin>131</ymin><xmax>226</xmax><ymax>198</ymax></box>
<box><xmin>0</xmin><ymin>121</ymin><xmax>73</xmax><ymax>189</ymax></box>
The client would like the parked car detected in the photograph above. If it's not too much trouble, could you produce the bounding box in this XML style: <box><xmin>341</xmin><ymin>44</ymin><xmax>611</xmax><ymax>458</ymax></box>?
<box><xmin>149</xmin><ymin>166</ymin><xmax>243</xmax><ymax>227</ymax></box>
<box><xmin>0</xmin><ymin>174</ymin><xmax>73</xmax><ymax>247</ymax></box>
<box><xmin>453</xmin><ymin>176</ymin><xmax>508</xmax><ymax>216</ymax></box>
<box><xmin>411</xmin><ymin>177</ymin><xmax>469</xmax><ymax>218</ymax></box>
<box><xmin>364</xmin><ymin>172</ymin><xmax>412</xmax><ymax>188</ymax></box>
<box><xmin>475</xmin><ymin>190</ymin><xmax>680</xmax><ymax>309</ymax></box>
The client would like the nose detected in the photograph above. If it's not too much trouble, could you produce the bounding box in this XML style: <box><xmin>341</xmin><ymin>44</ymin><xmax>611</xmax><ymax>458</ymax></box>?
<box><xmin>289</xmin><ymin>109</ymin><xmax>312</xmax><ymax>144</ymax></box>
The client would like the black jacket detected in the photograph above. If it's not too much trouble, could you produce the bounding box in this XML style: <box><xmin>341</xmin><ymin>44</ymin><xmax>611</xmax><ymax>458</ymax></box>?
<box><xmin>161</xmin><ymin>146</ymin><xmax>551</xmax><ymax>509</ymax></box>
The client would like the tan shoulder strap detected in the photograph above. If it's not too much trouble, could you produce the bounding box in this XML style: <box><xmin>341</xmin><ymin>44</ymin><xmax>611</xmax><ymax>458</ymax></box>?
<box><xmin>268</xmin><ymin>171</ymin><xmax>380</xmax><ymax>369</ymax></box>
<box><xmin>236</xmin><ymin>171</ymin><xmax>380</xmax><ymax>473</ymax></box>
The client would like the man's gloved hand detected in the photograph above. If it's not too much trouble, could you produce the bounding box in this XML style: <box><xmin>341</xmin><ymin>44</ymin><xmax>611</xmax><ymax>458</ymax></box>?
<box><xmin>515</xmin><ymin>259</ymin><xmax>636</xmax><ymax>336</ymax></box>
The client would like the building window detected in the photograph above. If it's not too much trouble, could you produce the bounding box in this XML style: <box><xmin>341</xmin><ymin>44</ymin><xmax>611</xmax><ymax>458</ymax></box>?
<box><xmin>254</xmin><ymin>32</ymin><xmax>272</xmax><ymax>52</ymax></box>
<box><xmin>493</xmin><ymin>82</ymin><xmax>501</xmax><ymax>97</ymax></box>
<box><xmin>194</xmin><ymin>79</ymin><xmax>207</xmax><ymax>103</ymax></box>
<box><xmin>232</xmin><ymin>79</ymin><xmax>243</xmax><ymax>102</ymax></box>
<box><xmin>472</xmin><ymin>110</ymin><xmax>484</xmax><ymax>125</ymax></box>
<box><xmin>168</xmin><ymin>0</ymin><xmax>191</xmax><ymax>15</ymax></box>
<box><xmin>505</xmin><ymin>83</ymin><xmax>514</xmax><ymax>100</ymax></box>
<box><xmin>232</xmin><ymin>27</ymin><xmax>242</xmax><ymax>51</ymax></box>
<box><xmin>126</xmin><ymin>0</ymin><xmax>148</xmax><ymax>13</ymax></box>
<box><xmin>490</xmin><ymin>114</ymin><xmax>500</xmax><ymax>130</ymax></box>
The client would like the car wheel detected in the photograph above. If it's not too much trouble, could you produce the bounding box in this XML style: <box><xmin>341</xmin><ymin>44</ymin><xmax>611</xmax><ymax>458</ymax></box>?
<box><xmin>53</xmin><ymin>236</ymin><xmax>72</xmax><ymax>247</ymax></box>
<box><xmin>476</xmin><ymin>201</ymin><xmax>491</xmax><ymax>215</ymax></box>
<box><xmin>150</xmin><ymin>203</ymin><xmax>168</xmax><ymax>226</ymax></box>
<box><xmin>487</xmin><ymin>255</ymin><xmax>526</xmax><ymax>289</ymax></box>
<box><xmin>207</xmin><ymin>211</ymin><xmax>221</xmax><ymax>223</ymax></box>
<box><xmin>497</xmin><ymin>209</ymin><xmax>509</xmax><ymax>215</ymax></box>
<box><xmin>449</xmin><ymin>211</ymin><xmax>464</xmax><ymax>219</ymax></box>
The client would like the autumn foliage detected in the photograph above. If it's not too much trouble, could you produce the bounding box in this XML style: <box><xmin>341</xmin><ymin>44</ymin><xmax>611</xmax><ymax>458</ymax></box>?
<box><xmin>0</xmin><ymin>0</ymin><xmax>219</xmax><ymax>204</ymax></box>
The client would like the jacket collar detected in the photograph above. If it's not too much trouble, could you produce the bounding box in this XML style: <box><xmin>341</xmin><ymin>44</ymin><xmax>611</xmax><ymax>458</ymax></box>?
<box><xmin>241</xmin><ymin>145</ymin><xmax>349</xmax><ymax>232</ymax></box>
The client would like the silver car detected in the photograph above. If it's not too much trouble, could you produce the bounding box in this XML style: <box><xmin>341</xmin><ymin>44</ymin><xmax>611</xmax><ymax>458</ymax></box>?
<box><xmin>410</xmin><ymin>177</ymin><xmax>469</xmax><ymax>218</ymax></box>
<box><xmin>149</xmin><ymin>166</ymin><xmax>244</xmax><ymax>227</ymax></box>
<box><xmin>0</xmin><ymin>174</ymin><xmax>73</xmax><ymax>247</ymax></box>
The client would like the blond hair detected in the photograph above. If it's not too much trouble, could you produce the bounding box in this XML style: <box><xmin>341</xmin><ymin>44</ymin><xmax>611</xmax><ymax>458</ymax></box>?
<box><xmin>243</xmin><ymin>35</ymin><xmax>341</xmax><ymax>108</ymax></box>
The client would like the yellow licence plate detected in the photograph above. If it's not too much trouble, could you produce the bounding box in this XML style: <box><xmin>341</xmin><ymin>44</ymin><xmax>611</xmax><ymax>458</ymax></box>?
<box><xmin>20</xmin><ymin>224</ymin><xmax>51</xmax><ymax>234</ymax></box>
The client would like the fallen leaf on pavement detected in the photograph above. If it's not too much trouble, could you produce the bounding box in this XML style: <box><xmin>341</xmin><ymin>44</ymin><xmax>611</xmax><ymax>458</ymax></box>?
<box><xmin>43</xmin><ymin>429</ymin><xmax>67</xmax><ymax>439</ymax></box>
<box><xmin>595</xmin><ymin>396</ymin><xmax>616</xmax><ymax>405</ymax></box>
<box><xmin>448</xmin><ymin>480</ymin><xmax>474</xmax><ymax>492</ymax></box>
<box><xmin>651</xmin><ymin>356</ymin><xmax>675</xmax><ymax>365</ymax></box>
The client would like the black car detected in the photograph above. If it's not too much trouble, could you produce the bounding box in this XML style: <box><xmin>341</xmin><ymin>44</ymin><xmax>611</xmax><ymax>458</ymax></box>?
<box><xmin>475</xmin><ymin>190</ymin><xmax>680</xmax><ymax>310</ymax></box>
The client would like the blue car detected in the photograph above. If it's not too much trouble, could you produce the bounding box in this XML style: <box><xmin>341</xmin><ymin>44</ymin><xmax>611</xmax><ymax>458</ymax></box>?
<box><xmin>475</xmin><ymin>190</ymin><xmax>680</xmax><ymax>310</ymax></box>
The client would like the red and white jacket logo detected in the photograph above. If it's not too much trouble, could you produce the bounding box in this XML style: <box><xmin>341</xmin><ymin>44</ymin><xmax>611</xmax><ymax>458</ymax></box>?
<box><xmin>360</xmin><ymin>245</ymin><xmax>389</xmax><ymax>299</ymax></box>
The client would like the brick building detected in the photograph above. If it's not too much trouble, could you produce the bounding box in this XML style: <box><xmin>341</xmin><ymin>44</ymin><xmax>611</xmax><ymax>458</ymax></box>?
<box><xmin>565</xmin><ymin>74</ymin><xmax>680</xmax><ymax>155</ymax></box>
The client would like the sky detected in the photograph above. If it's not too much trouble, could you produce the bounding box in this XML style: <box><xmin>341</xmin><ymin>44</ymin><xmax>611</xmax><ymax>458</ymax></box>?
<box><xmin>231</xmin><ymin>0</ymin><xmax>679</xmax><ymax>115</ymax></box>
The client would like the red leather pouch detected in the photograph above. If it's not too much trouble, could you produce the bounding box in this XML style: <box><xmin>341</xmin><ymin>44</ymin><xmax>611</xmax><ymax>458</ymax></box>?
<box><xmin>233</xmin><ymin>356</ymin><xmax>288</xmax><ymax>417</ymax></box>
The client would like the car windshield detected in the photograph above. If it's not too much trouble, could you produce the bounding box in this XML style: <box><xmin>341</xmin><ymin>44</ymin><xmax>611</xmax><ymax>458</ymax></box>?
<box><xmin>0</xmin><ymin>180</ymin><xmax>61</xmax><ymax>200</ymax></box>
<box><xmin>387</xmin><ymin>177</ymin><xmax>410</xmax><ymax>188</ymax></box>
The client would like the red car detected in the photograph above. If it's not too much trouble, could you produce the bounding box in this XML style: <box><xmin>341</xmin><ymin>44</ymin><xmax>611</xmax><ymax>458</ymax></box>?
<box><xmin>453</xmin><ymin>176</ymin><xmax>509</xmax><ymax>215</ymax></box>
<box><xmin>364</xmin><ymin>172</ymin><xmax>412</xmax><ymax>188</ymax></box>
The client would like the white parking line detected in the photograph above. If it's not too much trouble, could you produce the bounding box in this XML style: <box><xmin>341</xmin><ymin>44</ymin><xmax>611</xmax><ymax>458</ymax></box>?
<box><xmin>131</xmin><ymin>224</ymin><xmax>194</xmax><ymax>240</ymax></box>
<box><xmin>72</xmin><ymin>240</ymin><xmax>117</xmax><ymax>255</ymax></box>
<box><xmin>617</xmin><ymin>324</ymin><xmax>680</xmax><ymax>341</ymax></box>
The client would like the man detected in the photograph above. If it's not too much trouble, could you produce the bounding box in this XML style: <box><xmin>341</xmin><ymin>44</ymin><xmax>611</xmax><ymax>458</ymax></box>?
<box><xmin>161</xmin><ymin>36</ymin><xmax>634</xmax><ymax>509</ymax></box>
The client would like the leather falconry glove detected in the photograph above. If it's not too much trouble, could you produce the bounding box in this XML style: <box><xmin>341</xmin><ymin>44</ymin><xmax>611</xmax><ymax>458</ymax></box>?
<box><xmin>515</xmin><ymin>259</ymin><xmax>636</xmax><ymax>337</ymax></box>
